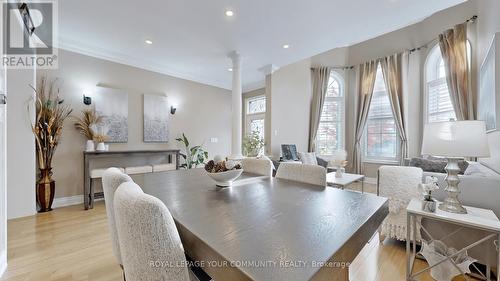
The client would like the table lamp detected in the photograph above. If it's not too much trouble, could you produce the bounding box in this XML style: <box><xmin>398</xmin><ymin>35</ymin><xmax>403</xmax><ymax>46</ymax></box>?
<box><xmin>421</xmin><ymin>121</ymin><xmax>490</xmax><ymax>214</ymax></box>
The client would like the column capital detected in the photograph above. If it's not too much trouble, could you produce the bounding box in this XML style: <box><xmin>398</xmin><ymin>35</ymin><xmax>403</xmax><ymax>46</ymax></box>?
<box><xmin>259</xmin><ymin>64</ymin><xmax>279</xmax><ymax>75</ymax></box>
<box><xmin>227</xmin><ymin>51</ymin><xmax>242</xmax><ymax>64</ymax></box>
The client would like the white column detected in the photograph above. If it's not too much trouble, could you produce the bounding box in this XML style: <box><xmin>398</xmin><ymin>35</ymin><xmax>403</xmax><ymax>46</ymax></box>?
<box><xmin>228</xmin><ymin>51</ymin><xmax>243</xmax><ymax>160</ymax></box>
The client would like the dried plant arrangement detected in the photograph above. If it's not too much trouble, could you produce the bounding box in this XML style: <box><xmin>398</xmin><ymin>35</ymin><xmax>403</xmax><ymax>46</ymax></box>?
<box><xmin>73</xmin><ymin>108</ymin><xmax>102</xmax><ymax>140</ymax></box>
<box><xmin>90</xmin><ymin>123</ymin><xmax>109</xmax><ymax>143</ymax></box>
<box><xmin>27</xmin><ymin>76</ymin><xmax>72</xmax><ymax>212</ymax></box>
<box><xmin>28</xmin><ymin>76</ymin><xmax>73</xmax><ymax>170</ymax></box>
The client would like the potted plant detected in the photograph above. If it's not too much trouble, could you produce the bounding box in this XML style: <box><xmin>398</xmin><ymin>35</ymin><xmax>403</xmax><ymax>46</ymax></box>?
<box><xmin>243</xmin><ymin>131</ymin><xmax>265</xmax><ymax>157</ymax></box>
<box><xmin>175</xmin><ymin>133</ymin><xmax>208</xmax><ymax>169</ymax></box>
<box><xmin>28</xmin><ymin>76</ymin><xmax>72</xmax><ymax>212</ymax></box>
<box><xmin>73</xmin><ymin>108</ymin><xmax>102</xmax><ymax>151</ymax></box>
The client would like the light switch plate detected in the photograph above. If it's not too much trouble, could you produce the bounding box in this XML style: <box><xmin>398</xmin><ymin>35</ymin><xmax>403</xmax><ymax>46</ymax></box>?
<box><xmin>210</xmin><ymin>137</ymin><xmax>218</xmax><ymax>143</ymax></box>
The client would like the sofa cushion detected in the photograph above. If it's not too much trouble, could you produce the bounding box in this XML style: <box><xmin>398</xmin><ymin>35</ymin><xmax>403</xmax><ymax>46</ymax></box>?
<box><xmin>409</xmin><ymin>157</ymin><xmax>468</xmax><ymax>175</ymax></box>
<box><xmin>298</xmin><ymin>152</ymin><xmax>318</xmax><ymax>165</ymax></box>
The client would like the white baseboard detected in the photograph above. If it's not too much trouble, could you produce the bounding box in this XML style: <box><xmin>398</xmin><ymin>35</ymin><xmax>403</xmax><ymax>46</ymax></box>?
<box><xmin>0</xmin><ymin>249</ymin><xmax>7</xmax><ymax>278</ymax></box>
<box><xmin>52</xmin><ymin>195</ymin><xmax>104</xmax><ymax>209</ymax></box>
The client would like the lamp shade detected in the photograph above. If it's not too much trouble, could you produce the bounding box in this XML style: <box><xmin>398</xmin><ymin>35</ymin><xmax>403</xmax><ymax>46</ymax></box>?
<box><xmin>421</xmin><ymin>121</ymin><xmax>490</xmax><ymax>158</ymax></box>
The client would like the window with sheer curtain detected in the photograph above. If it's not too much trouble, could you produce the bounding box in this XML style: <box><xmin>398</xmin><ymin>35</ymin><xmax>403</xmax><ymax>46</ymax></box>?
<box><xmin>315</xmin><ymin>72</ymin><xmax>344</xmax><ymax>156</ymax></box>
<box><xmin>363</xmin><ymin>64</ymin><xmax>399</xmax><ymax>162</ymax></box>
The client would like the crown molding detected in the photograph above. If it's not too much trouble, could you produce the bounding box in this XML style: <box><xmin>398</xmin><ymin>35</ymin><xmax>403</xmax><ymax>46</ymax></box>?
<box><xmin>57</xmin><ymin>37</ymin><xmax>232</xmax><ymax>91</ymax></box>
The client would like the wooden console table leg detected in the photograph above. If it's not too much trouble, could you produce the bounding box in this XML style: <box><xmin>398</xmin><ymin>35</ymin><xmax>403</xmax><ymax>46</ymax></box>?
<box><xmin>84</xmin><ymin>154</ymin><xmax>90</xmax><ymax>210</ymax></box>
<box><xmin>89</xmin><ymin>179</ymin><xmax>95</xmax><ymax>209</ymax></box>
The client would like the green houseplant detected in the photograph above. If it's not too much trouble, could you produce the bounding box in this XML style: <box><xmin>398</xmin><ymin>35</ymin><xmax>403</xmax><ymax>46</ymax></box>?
<box><xmin>28</xmin><ymin>76</ymin><xmax>72</xmax><ymax>212</ymax></box>
<box><xmin>243</xmin><ymin>131</ymin><xmax>265</xmax><ymax>157</ymax></box>
<box><xmin>176</xmin><ymin>133</ymin><xmax>209</xmax><ymax>169</ymax></box>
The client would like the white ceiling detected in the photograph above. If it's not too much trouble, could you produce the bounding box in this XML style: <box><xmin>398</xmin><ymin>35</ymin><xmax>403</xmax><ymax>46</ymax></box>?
<box><xmin>58</xmin><ymin>0</ymin><xmax>466</xmax><ymax>92</ymax></box>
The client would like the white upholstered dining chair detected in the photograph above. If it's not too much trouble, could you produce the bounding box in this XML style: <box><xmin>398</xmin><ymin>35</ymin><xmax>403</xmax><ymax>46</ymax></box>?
<box><xmin>241</xmin><ymin>158</ymin><xmax>273</xmax><ymax>176</ymax></box>
<box><xmin>102</xmin><ymin>167</ymin><xmax>133</xmax><ymax>266</ymax></box>
<box><xmin>114</xmin><ymin>181</ymin><xmax>193</xmax><ymax>281</ymax></box>
<box><xmin>276</xmin><ymin>162</ymin><xmax>327</xmax><ymax>186</ymax></box>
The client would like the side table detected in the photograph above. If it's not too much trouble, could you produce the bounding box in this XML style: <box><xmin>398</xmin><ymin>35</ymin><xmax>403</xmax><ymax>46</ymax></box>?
<box><xmin>406</xmin><ymin>199</ymin><xmax>500</xmax><ymax>280</ymax></box>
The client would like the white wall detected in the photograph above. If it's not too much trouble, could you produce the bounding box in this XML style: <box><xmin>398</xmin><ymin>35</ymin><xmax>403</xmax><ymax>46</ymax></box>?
<box><xmin>6</xmin><ymin>69</ymin><xmax>37</xmax><ymax>219</ymax></box>
<box><xmin>270</xmin><ymin>58</ymin><xmax>311</xmax><ymax>157</ymax></box>
<box><xmin>305</xmin><ymin>1</ymin><xmax>477</xmax><ymax>177</ymax></box>
<box><xmin>39</xmin><ymin>49</ymin><xmax>232</xmax><ymax>199</ymax></box>
<box><xmin>476</xmin><ymin>0</ymin><xmax>500</xmax><ymax>128</ymax></box>
<box><xmin>0</xmin><ymin>65</ymin><xmax>7</xmax><ymax>278</ymax></box>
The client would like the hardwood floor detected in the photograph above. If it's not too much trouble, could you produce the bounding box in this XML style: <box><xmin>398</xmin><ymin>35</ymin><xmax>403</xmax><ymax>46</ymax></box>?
<box><xmin>0</xmin><ymin>185</ymin><xmax>474</xmax><ymax>281</ymax></box>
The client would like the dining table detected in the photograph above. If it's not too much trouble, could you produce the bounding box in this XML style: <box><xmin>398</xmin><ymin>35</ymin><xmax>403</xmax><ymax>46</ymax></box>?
<box><xmin>137</xmin><ymin>168</ymin><xmax>389</xmax><ymax>281</ymax></box>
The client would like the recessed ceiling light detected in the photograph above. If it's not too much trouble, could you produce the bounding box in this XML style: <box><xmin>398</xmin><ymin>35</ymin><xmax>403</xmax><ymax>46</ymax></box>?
<box><xmin>145</xmin><ymin>40</ymin><xmax>153</xmax><ymax>45</ymax></box>
<box><xmin>225</xmin><ymin>10</ymin><xmax>234</xmax><ymax>17</ymax></box>
<box><xmin>282</xmin><ymin>44</ymin><xmax>290</xmax><ymax>49</ymax></box>
<box><xmin>228</xmin><ymin>68</ymin><xmax>233</xmax><ymax>72</ymax></box>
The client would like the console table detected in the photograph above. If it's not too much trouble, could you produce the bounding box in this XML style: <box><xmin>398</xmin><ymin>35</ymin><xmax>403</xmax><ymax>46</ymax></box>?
<box><xmin>83</xmin><ymin>149</ymin><xmax>180</xmax><ymax>210</ymax></box>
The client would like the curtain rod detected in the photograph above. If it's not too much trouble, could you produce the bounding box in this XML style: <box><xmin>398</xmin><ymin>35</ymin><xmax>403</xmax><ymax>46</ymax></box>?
<box><xmin>310</xmin><ymin>66</ymin><xmax>354</xmax><ymax>71</ymax></box>
<box><xmin>408</xmin><ymin>15</ymin><xmax>477</xmax><ymax>54</ymax></box>
<box><xmin>312</xmin><ymin>15</ymin><xmax>477</xmax><ymax>70</ymax></box>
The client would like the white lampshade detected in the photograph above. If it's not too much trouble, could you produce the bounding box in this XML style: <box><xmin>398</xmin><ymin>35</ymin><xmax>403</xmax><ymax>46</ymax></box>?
<box><xmin>421</xmin><ymin>121</ymin><xmax>490</xmax><ymax>158</ymax></box>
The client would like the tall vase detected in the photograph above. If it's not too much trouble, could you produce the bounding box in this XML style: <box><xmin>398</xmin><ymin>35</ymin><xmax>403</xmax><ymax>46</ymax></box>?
<box><xmin>37</xmin><ymin>168</ymin><xmax>55</xmax><ymax>212</ymax></box>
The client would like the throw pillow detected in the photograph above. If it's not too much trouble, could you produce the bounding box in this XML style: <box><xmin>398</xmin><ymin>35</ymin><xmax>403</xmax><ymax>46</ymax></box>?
<box><xmin>409</xmin><ymin>157</ymin><xmax>469</xmax><ymax>175</ymax></box>
<box><xmin>464</xmin><ymin>162</ymin><xmax>500</xmax><ymax>177</ymax></box>
<box><xmin>298</xmin><ymin>152</ymin><xmax>318</xmax><ymax>165</ymax></box>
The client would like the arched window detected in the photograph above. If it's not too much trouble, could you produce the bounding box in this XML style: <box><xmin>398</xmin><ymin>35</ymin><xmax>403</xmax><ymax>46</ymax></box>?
<box><xmin>424</xmin><ymin>44</ymin><xmax>456</xmax><ymax>123</ymax></box>
<box><xmin>315</xmin><ymin>71</ymin><xmax>345</xmax><ymax>156</ymax></box>
<box><xmin>424</xmin><ymin>42</ymin><xmax>470</xmax><ymax>123</ymax></box>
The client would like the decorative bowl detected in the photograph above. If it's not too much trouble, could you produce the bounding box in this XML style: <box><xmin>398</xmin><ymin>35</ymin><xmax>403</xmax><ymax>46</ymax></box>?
<box><xmin>205</xmin><ymin>169</ymin><xmax>243</xmax><ymax>187</ymax></box>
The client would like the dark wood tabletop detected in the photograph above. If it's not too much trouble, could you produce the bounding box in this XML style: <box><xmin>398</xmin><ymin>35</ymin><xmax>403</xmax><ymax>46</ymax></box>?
<box><xmin>138</xmin><ymin>169</ymin><xmax>388</xmax><ymax>281</ymax></box>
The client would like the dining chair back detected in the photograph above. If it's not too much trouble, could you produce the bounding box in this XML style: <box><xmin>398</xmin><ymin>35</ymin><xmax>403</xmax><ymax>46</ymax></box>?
<box><xmin>114</xmin><ymin>181</ymin><xmax>190</xmax><ymax>281</ymax></box>
<box><xmin>276</xmin><ymin>162</ymin><xmax>327</xmax><ymax>186</ymax></box>
<box><xmin>102</xmin><ymin>167</ymin><xmax>133</xmax><ymax>265</ymax></box>
<box><xmin>241</xmin><ymin>158</ymin><xmax>273</xmax><ymax>176</ymax></box>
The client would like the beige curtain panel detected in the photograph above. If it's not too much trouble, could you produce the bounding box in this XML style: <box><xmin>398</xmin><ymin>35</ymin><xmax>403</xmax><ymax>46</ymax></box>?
<box><xmin>309</xmin><ymin>67</ymin><xmax>331</xmax><ymax>152</ymax></box>
<box><xmin>352</xmin><ymin>60</ymin><xmax>377</xmax><ymax>174</ymax></box>
<box><xmin>380</xmin><ymin>52</ymin><xmax>409</xmax><ymax>164</ymax></box>
<box><xmin>439</xmin><ymin>23</ymin><xmax>474</xmax><ymax>120</ymax></box>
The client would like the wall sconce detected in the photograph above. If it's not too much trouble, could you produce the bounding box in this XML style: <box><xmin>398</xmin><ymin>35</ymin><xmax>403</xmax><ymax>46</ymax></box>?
<box><xmin>170</xmin><ymin>106</ymin><xmax>177</xmax><ymax>115</ymax></box>
<box><xmin>83</xmin><ymin>94</ymin><xmax>92</xmax><ymax>105</ymax></box>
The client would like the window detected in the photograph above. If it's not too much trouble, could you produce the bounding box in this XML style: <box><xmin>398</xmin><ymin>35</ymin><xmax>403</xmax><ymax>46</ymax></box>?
<box><xmin>364</xmin><ymin>64</ymin><xmax>399</xmax><ymax>162</ymax></box>
<box><xmin>424</xmin><ymin>45</ymin><xmax>456</xmax><ymax>123</ymax></box>
<box><xmin>244</xmin><ymin>95</ymin><xmax>266</xmax><ymax>141</ymax></box>
<box><xmin>315</xmin><ymin>72</ymin><xmax>345</xmax><ymax>156</ymax></box>
<box><xmin>424</xmin><ymin>42</ymin><xmax>470</xmax><ymax>123</ymax></box>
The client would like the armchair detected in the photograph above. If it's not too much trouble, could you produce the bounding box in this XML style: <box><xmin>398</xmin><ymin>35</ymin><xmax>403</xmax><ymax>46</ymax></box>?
<box><xmin>377</xmin><ymin>166</ymin><xmax>423</xmax><ymax>241</ymax></box>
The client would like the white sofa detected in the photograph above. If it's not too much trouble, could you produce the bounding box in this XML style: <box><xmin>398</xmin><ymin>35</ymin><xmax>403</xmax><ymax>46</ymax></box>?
<box><xmin>403</xmin><ymin>130</ymin><xmax>500</xmax><ymax>268</ymax></box>
<box><xmin>416</xmin><ymin>130</ymin><xmax>500</xmax><ymax>217</ymax></box>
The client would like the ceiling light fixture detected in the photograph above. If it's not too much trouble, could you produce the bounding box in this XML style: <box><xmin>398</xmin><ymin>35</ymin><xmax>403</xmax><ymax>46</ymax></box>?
<box><xmin>145</xmin><ymin>40</ymin><xmax>153</xmax><ymax>45</ymax></box>
<box><xmin>282</xmin><ymin>44</ymin><xmax>290</xmax><ymax>49</ymax></box>
<box><xmin>228</xmin><ymin>68</ymin><xmax>233</xmax><ymax>72</ymax></box>
<box><xmin>225</xmin><ymin>10</ymin><xmax>234</xmax><ymax>17</ymax></box>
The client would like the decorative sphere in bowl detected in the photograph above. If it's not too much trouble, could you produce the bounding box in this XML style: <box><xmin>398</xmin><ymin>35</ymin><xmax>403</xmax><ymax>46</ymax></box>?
<box><xmin>205</xmin><ymin>169</ymin><xmax>243</xmax><ymax>187</ymax></box>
